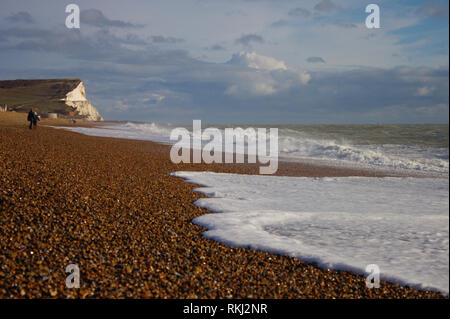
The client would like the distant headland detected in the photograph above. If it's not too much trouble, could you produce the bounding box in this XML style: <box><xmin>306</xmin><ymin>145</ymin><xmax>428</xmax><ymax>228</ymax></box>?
<box><xmin>0</xmin><ymin>79</ymin><xmax>103</xmax><ymax>121</ymax></box>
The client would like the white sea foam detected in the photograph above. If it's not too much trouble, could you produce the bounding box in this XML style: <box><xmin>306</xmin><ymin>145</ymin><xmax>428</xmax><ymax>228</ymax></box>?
<box><xmin>171</xmin><ymin>171</ymin><xmax>449</xmax><ymax>294</ymax></box>
<box><xmin>52</xmin><ymin>122</ymin><xmax>174</xmax><ymax>144</ymax></box>
<box><xmin>52</xmin><ymin>122</ymin><xmax>449</xmax><ymax>174</ymax></box>
<box><xmin>277</xmin><ymin>128</ymin><xmax>448</xmax><ymax>173</ymax></box>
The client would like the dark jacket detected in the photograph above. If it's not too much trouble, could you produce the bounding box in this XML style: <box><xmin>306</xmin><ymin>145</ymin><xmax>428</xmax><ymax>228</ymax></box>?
<box><xmin>27</xmin><ymin>111</ymin><xmax>37</xmax><ymax>122</ymax></box>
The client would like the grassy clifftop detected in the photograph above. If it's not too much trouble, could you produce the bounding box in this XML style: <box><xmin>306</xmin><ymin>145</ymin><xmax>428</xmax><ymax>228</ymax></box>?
<box><xmin>0</xmin><ymin>79</ymin><xmax>82</xmax><ymax>115</ymax></box>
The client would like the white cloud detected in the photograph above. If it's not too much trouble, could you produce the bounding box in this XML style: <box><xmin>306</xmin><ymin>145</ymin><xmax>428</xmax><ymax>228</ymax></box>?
<box><xmin>415</xmin><ymin>86</ymin><xmax>435</xmax><ymax>96</ymax></box>
<box><xmin>227</xmin><ymin>51</ymin><xmax>287</xmax><ymax>71</ymax></box>
<box><xmin>225</xmin><ymin>78</ymin><xmax>276</xmax><ymax>97</ymax></box>
<box><xmin>141</xmin><ymin>93</ymin><xmax>165</xmax><ymax>104</ymax></box>
<box><xmin>299</xmin><ymin>71</ymin><xmax>311</xmax><ymax>84</ymax></box>
<box><xmin>224</xmin><ymin>51</ymin><xmax>310</xmax><ymax>97</ymax></box>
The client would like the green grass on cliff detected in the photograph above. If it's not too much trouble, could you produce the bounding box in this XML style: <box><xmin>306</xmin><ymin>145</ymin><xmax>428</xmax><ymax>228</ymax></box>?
<box><xmin>0</xmin><ymin>79</ymin><xmax>81</xmax><ymax>115</ymax></box>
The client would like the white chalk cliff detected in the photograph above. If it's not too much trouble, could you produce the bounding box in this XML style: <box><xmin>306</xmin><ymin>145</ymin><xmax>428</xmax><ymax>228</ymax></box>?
<box><xmin>62</xmin><ymin>82</ymin><xmax>103</xmax><ymax>121</ymax></box>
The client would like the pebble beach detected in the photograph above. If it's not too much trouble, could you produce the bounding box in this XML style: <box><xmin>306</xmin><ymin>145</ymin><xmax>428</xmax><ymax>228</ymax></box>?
<box><xmin>0</xmin><ymin>113</ymin><xmax>447</xmax><ymax>299</ymax></box>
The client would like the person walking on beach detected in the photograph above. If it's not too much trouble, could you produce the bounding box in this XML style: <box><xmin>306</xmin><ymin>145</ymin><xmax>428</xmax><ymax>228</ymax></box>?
<box><xmin>27</xmin><ymin>109</ymin><xmax>38</xmax><ymax>129</ymax></box>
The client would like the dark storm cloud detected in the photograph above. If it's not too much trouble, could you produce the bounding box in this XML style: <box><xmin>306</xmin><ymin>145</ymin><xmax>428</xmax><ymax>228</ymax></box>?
<box><xmin>307</xmin><ymin>56</ymin><xmax>326</xmax><ymax>63</ymax></box>
<box><xmin>235</xmin><ymin>34</ymin><xmax>264</xmax><ymax>46</ymax></box>
<box><xmin>206</xmin><ymin>44</ymin><xmax>226</xmax><ymax>51</ymax></box>
<box><xmin>151</xmin><ymin>35</ymin><xmax>184</xmax><ymax>44</ymax></box>
<box><xmin>0</xmin><ymin>27</ymin><xmax>53</xmax><ymax>38</ymax></box>
<box><xmin>5</xmin><ymin>11</ymin><xmax>35</xmax><ymax>24</ymax></box>
<box><xmin>314</xmin><ymin>0</ymin><xmax>337</xmax><ymax>13</ymax></box>
<box><xmin>292</xmin><ymin>66</ymin><xmax>449</xmax><ymax>121</ymax></box>
<box><xmin>0</xmin><ymin>25</ymin><xmax>191</xmax><ymax>66</ymax></box>
<box><xmin>102</xmin><ymin>64</ymin><xmax>449</xmax><ymax>123</ymax></box>
<box><xmin>80</xmin><ymin>9</ymin><xmax>143</xmax><ymax>28</ymax></box>
<box><xmin>288</xmin><ymin>8</ymin><xmax>311</xmax><ymax>18</ymax></box>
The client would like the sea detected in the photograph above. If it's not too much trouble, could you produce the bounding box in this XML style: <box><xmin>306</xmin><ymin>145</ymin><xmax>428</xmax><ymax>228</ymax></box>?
<box><xmin>56</xmin><ymin>122</ymin><xmax>449</xmax><ymax>175</ymax></box>
<box><xmin>54</xmin><ymin>122</ymin><xmax>449</xmax><ymax>293</ymax></box>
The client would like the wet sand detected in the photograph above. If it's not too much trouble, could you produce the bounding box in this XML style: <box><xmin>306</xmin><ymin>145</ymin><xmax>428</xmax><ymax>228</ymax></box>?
<box><xmin>0</xmin><ymin>113</ymin><xmax>446</xmax><ymax>298</ymax></box>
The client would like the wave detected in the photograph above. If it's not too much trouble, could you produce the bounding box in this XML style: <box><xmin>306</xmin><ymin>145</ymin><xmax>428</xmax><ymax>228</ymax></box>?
<box><xmin>53</xmin><ymin>122</ymin><xmax>449</xmax><ymax>174</ymax></box>
<box><xmin>277</xmin><ymin>129</ymin><xmax>449</xmax><ymax>173</ymax></box>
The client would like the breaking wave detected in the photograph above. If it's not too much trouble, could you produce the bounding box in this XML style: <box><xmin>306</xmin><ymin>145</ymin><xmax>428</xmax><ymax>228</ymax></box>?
<box><xmin>53</xmin><ymin>122</ymin><xmax>449</xmax><ymax>174</ymax></box>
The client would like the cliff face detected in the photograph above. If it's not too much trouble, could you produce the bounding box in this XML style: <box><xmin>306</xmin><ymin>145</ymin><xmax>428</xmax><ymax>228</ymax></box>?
<box><xmin>63</xmin><ymin>82</ymin><xmax>103</xmax><ymax>121</ymax></box>
<box><xmin>0</xmin><ymin>79</ymin><xmax>104</xmax><ymax>121</ymax></box>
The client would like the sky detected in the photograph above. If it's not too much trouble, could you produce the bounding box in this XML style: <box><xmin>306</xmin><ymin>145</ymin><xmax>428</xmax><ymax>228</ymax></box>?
<box><xmin>0</xmin><ymin>0</ymin><xmax>448</xmax><ymax>124</ymax></box>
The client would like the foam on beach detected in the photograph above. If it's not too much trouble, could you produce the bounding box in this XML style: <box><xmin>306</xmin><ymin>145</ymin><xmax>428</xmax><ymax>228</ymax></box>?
<box><xmin>171</xmin><ymin>171</ymin><xmax>449</xmax><ymax>294</ymax></box>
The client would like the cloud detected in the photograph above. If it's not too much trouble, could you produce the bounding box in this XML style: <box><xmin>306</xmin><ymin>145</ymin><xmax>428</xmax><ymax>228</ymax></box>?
<box><xmin>151</xmin><ymin>35</ymin><xmax>184</xmax><ymax>44</ymax></box>
<box><xmin>0</xmin><ymin>25</ymin><xmax>194</xmax><ymax>66</ymax></box>
<box><xmin>307</xmin><ymin>56</ymin><xmax>326</xmax><ymax>63</ymax></box>
<box><xmin>235</xmin><ymin>34</ymin><xmax>264</xmax><ymax>46</ymax></box>
<box><xmin>227</xmin><ymin>51</ymin><xmax>287</xmax><ymax>70</ymax></box>
<box><xmin>210</xmin><ymin>65</ymin><xmax>447</xmax><ymax>122</ymax></box>
<box><xmin>415</xmin><ymin>86</ymin><xmax>435</xmax><ymax>96</ymax></box>
<box><xmin>332</xmin><ymin>21</ymin><xmax>357</xmax><ymax>29</ymax></box>
<box><xmin>224</xmin><ymin>51</ymin><xmax>310</xmax><ymax>97</ymax></box>
<box><xmin>5</xmin><ymin>12</ymin><xmax>34</xmax><ymax>24</ymax></box>
<box><xmin>299</xmin><ymin>72</ymin><xmax>311</xmax><ymax>84</ymax></box>
<box><xmin>141</xmin><ymin>93</ymin><xmax>165</xmax><ymax>104</ymax></box>
<box><xmin>80</xmin><ymin>9</ymin><xmax>143</xmax><ymax>28</ymax></box>
<box><xmin>288</xmin><ymin>8</ymin><xmax>311</xmax><ymax>18</ymax></box>
<box><xmin>207</xmin><ymin>44</ymin><xmax>226</xmax><ymax>51</ymax></box>
<box><xmin>314</xmin><ymin>0</ymin><xmax>337</xmax><ymax>13</ymax></box>
<box><xmin>1</xmin><ymin>61</ymin><xmax>447</xmax><ymax>123</ymax></box>
<box><xmin>226</xmin><ymin>80</ymin><xmax>276</xmax><ymax>96</ymax></box>
<box><xmin>0</xmin><ymin>27</ymin><xmax>53</xmax><ymax>39</ymax></box>
<box><xmin>270</xmin><ymin>19</ymin><xmax>290</xmax><ymax>28</ymax></box>
<box><xmin>416</xmin><ymin>2</ymin><xmax>449</xmax><ymax>18</ymax></box>
<box><xmin>0</xmin><ymin>2</ymin><xmax>447</xmax><ymax>123</ymax></box>
<box><xmin>306</xmin><ymin>66</ymin><xmax>449</xmax><ymax>117</ymax></box>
